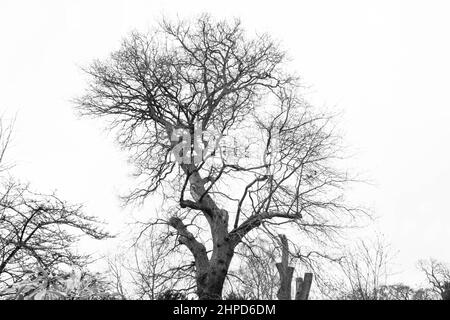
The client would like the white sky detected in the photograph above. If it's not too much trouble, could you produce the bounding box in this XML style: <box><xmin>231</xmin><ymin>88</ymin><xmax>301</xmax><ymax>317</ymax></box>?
<box><xmin>1</xmin><ymin>0</ymin><xmax>450</xmax><ymax>287</ymax></box>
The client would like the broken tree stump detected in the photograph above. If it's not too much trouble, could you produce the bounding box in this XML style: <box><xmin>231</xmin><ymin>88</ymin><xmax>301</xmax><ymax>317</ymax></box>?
<box><xmin>295</xmin><ymin>273</ymin><xmax>313</xmax><ymax>300</ymax></box>
<box><xmin>276</xmin><ymin>234</ymin><xmax>294</xmax><ymax>300</ymax></box>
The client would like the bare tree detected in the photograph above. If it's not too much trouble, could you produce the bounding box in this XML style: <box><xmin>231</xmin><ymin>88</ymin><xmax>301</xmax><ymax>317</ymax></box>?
<box><xmin>106</xmin><ymin>254</ymin><xmax>128</xmax><ymax>299</ymax></box>
<box><xmin>107</xmin><ymin>224</ymin><xmax>196</xmax><ymax>300</ymax></box>
<box><xmin>418</xmin><ymin>258</ymin><xmax>450</xmax><ymax>300</ymax></box>
<box><xmin>0</xmin><ymin>116</ymin><xmax>109</xmax><ymax>287</ymax></box>
<box><xmin>225</xmin><ymin>237</ymin><xmax>279</xmax><ymax>300</ymax></box>
<box><xmin>0</xmin><ymin>180</ymin><xmax>109</xmax><ymax>287</ymax></box>
<box><xmin>129</xmin><ymin>227</ymin><xmax>195</xmax><ymax>299</ymax></box>
<box><xmin>332</xmin><ymin>236</ymin><xmax>393</xmax><ymax>300</ymax></box>
<box><xmin>76</xmin><ymin>14</ymin><xmax>357</xmax><ymax>299</ymax></box>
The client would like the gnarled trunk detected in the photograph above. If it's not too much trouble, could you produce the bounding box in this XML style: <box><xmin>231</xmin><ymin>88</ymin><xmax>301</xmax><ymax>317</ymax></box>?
<box><xmin>169</xmin><ymin>200</ymin><xmax>237</xmax><ymax>300</ymax></box>
<box><xmin>196</xmin><ymin>241</ymin><xmax>235</xmax><ymax>300</ymax></box>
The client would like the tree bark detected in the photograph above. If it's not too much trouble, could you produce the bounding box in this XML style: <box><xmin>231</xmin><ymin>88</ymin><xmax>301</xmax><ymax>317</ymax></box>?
<box><xmin>170</xmin><ymin>165</ymin><xmax>236</xmax><ymax>299</ymax></box>
<box><xmin>295</xmin><ymin>273</ymin><xmax>313</xmax><ymax>300</ymax></box>
<box><xmin>441</xmin><ymin>282</ymin><xmax>450</xmax><ymax>300</ymax></box>
<box><xmin>196</xmin><ymin>213</ymin><xmax>235</xmax><ymax>300</ymax></box>
<box><xmin>196</xmin><ymin>244</ymin><xmax>234</xmax><ymax>300</ymax></box>
<box><xmin>173</xmin><ymin>159</ymin><xmax>238</xmax><ymax>299</ymax></box>
<box><xmin>276</xmin><ymin>235</ymin><xmax>294</xmax><ymax>300</ymax></box>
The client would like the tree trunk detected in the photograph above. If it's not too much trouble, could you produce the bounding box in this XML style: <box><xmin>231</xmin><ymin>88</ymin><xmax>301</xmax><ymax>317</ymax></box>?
<box><xmin>441</xmin><ymin>282</ymin><xmax>450</xmax><ymax>300</ymax></box>
<box><xmin>295</xmin><ymin>273</ymin><xmax>313</xmax><ymax>300</ymax></box>
<box><xmin>172</xmin><ymin>164</ymin><xmax>242</xmax><ymax>300</ymax></box>
<box><xmin>276</xmin><ymin>235</ymin><xmax>294</xmax><ymax>300</ymax></box>
<box><xmin>196</xmin><ymin>241</ymin><xmax>234</xmax><ymax>300</ymax></box>
<box><xmin>170</xmin><ymin>210</ymin><xmax>235</xmax><ymax>300</ymax></box>
<box><xmin>196</xmin><ymin>267</ymin><xmax>228</xmax><ymax>300</ymax></box>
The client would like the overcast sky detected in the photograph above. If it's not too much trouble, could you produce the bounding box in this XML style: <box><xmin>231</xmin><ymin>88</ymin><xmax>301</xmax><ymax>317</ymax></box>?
<box><xmin>1</xmin><ymin>0</ymin><xmax>449</xmax><ymax>286</ymax></box>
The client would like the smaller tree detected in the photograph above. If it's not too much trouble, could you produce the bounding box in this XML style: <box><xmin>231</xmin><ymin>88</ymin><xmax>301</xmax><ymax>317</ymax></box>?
<box><xmin>0</xmin><ymin>180</ymin><xmax>109</xmax><ymax>286</ymax></box>
<box><xmin>107</xmin><ymin>224</ymin><xmax>196</xmax><ymax>299</ymax></box>
<box><xmin>418</xmin><ymin>258</ymin><xmax>450</xmax><ymax>300</ymax></box>
<box><xmin>106</xmin><ymin>254</ymin><xmax>128</xmax><ymax>299</ymax></box>
<box><xmin>227</xmin><ymin>238</ymin><xmax>279</xmax><ymax>300</ymax></box>
<box><xmin>333</xmin><ymin>236</ymin><xmax>393</xmax><ymax>300</ymax></box>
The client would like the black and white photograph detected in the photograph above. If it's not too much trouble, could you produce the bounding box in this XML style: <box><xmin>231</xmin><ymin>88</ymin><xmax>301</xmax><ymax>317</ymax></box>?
<box><xmin>0</xmin><ymin>0</ymin><xmax>449</xmax><ymax>316</ymax></box>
